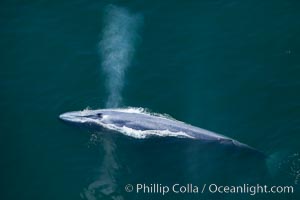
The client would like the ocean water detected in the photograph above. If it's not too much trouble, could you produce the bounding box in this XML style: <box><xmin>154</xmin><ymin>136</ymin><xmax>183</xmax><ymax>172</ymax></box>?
<box><xmin>1</xmin><ymin>0</ymin><xmax>300</xmax><ymax>199</ymax></box>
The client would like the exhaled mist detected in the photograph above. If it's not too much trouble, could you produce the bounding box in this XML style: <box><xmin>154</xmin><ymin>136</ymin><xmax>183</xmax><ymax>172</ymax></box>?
<box><xmin>99</xmin><ymin>5</ymin><xmax>141</xmax><ymax>108</ymax></box>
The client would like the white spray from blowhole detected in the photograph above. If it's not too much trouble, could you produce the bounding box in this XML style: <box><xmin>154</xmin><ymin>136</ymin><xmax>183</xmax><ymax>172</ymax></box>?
<box><xmin>99</xmin><ymin>5</ymin><xmax>141</xmax><ymax>108</ymax></box>
<box><xmin>81</xmin><ymin>5</ymin><xmax>142</xmax><ymax>200</ymax></box>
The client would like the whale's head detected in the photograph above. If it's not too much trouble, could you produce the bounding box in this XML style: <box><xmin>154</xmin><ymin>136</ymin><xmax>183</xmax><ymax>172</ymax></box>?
<box><xmin>59</xmin><ymin>108</ymin><xmax>141</xmax><ymax>131</ymax></box>
<box><xmin>59</xmin><ymin>109</ymin><xmax>106</xmax><ymax>130</ymax></box>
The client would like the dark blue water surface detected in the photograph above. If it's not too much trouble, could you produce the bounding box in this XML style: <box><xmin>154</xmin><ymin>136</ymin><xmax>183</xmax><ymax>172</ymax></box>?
<box><xmin>1</xmin><ymin>0</ymin><xmax>300</xmax><ymax>199</ymax></box>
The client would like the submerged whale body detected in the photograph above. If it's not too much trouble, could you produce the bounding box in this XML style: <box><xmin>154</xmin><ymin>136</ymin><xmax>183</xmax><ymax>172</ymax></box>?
<box><xmin>59</xmin><ymin>107</ymin><xmax>263</xmax><ymax>155</ymax></box>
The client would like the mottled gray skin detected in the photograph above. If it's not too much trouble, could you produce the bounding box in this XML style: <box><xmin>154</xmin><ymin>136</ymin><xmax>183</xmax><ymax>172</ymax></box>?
<box><xmin>59</xmin><ymin>108</ymin><xmax>264</xmax><ymax>155</ymax></box>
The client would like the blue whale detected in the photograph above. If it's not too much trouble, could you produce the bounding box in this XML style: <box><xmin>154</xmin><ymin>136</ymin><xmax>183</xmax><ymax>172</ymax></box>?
<box><xmin>59</xmin><ymin>107</ymin><xmax>264</xmax><ymax>155</ymax></box>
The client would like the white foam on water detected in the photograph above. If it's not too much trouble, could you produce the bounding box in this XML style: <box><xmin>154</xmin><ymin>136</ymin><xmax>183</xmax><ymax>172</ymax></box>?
<box><xmin>70</xmin><ymin>107</ymin><xmax>194</xmax><ymax>139</ymax></box>
<box><xmin>97</xmin><ymin>121</ymin><xmax>195</xmax><ymax>139</ymax></box>
<box><xmin>89</xmin><ymin>107</ymin><xmax>194</xmax><ymax>139</ymax></box>
<box><xmin>99</xmin><ymin>5</ymin><xmax>141</xmax><ymax>108</ymax></box>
